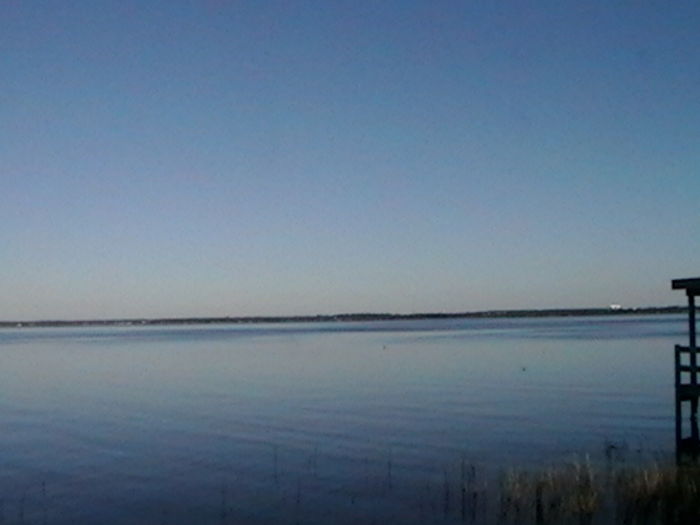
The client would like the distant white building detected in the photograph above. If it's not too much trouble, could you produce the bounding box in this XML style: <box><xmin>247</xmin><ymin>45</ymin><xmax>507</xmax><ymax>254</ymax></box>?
<box><xmin>609</xmin><ymin>304</ymin><xmax>622</xmax><ymax>311</ymax></box>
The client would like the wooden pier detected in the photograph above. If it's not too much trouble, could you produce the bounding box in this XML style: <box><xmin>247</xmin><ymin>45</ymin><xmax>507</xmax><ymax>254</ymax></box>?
<box><xmin>672</xmin><ymin>277</ymin><xmax>700</xmax><ymax>459</ymax></box>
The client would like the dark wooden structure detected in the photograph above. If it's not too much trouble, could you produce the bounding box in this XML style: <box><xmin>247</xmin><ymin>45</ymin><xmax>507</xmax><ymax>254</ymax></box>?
<box><xmin>672</xmin><ymin>277</ymin><xmax>700</xmax><ymax>458</ymax></box>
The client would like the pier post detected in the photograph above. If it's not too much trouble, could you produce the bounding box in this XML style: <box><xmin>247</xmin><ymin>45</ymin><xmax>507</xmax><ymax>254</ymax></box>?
<box><xmin>675</xmin><ymin>344</ymin><xmax>682</xmax><ymax>455</ymax></box>
<box><xmin>690</xmin><ymin>293</ymin><xmax>697</xmax><ymax>350</ymax></box>
<box><xmin>689</xmin><ymin>292</ymin><xmax>698</xmax><ymax>441</ymax></box>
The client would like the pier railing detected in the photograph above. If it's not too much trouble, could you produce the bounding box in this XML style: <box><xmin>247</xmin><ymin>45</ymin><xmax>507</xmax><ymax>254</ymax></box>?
<box><xmin>672</xmin><ymin>278</ymin><xmax>700</xmax><ymax>460</ymax></box>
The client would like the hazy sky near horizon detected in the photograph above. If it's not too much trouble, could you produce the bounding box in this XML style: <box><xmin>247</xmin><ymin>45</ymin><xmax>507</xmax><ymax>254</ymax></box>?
<box><xmin>2</xmin><ymin>1</ymin><xmax>700</xmax><ymax>320</ymax></box>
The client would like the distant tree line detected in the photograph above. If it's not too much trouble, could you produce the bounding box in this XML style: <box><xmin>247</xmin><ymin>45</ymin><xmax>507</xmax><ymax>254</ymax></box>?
<box><xmin>0</xmin><ymin>306</ymin><xmax>687</xmax><ymax>329</ymax></box>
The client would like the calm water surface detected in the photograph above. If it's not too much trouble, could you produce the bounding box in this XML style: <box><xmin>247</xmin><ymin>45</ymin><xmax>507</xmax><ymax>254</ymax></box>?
<box><xmin>0</xmin><ymin>315</ymin><xmax>684</xmax><ymax>523</ymax></box>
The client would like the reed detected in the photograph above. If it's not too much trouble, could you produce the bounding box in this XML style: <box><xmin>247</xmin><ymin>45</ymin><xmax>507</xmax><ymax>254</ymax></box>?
<box><xmin>497</xmin><ymin>458</ymin><xmax>700</xmax><ymax>524</ymax></box>
<box><xmin>6</xmin><ymin>447</ymin><xmax>700</xmax><ymax>524</ymax></box>
<box><xmin>499</xmin><ymin>458</ymin><xmax>599</xmax><ymax>524</ymax></box>
<box><xmin>615</xmin><ymin>463</ymin><xmax>700</xmax><ymax>524</ymax></box>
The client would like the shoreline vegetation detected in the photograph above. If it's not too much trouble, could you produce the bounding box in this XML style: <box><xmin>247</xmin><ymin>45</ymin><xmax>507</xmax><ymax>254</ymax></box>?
<box><xmin>6</xmin><ymin>453</ymin><xmax>699</xmax><ymax>524</ymax></box>
<box><xmin>494</xmin><ymin>459</ymin><xmax>700</xmax><ymax>525</ymax></box>
<box><xmin>0</xmin><ymin>306</ymin><xmax>686</xmax><ymax>329</ymax></box>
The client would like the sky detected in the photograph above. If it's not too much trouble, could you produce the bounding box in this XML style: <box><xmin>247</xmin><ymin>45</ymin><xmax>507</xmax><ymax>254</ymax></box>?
<box><xmin>2</xmin><ymin>1</ymin><xmax>700</xmax><ymax>320</ymax></box>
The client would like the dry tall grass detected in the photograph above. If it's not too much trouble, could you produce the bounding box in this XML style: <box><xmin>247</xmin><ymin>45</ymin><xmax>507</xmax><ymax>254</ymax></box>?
<box><xmin>496</xmin><ymin>458</ymin><xmax>700</xmax><ymax>524</ymax></box>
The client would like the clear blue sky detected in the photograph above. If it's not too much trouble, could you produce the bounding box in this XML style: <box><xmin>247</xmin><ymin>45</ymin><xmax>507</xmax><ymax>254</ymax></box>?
<box><xmin>2</xmin><ymin>1</ymin><xmax>699</xmax><ymax>320</ymax></box>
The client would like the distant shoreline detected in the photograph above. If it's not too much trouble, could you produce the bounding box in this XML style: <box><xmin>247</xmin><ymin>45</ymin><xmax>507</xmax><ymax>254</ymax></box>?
<box><xmin>0</xmin><ymin>306</ymin><xmax>686</xmax><ymax>329</ymax></box>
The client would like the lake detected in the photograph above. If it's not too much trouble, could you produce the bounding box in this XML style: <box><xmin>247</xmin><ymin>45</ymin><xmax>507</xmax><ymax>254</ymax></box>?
<box><xmin>0</xmin><ymin>315</ymin><xmax>685</xmax><ymax>523</ymax></box>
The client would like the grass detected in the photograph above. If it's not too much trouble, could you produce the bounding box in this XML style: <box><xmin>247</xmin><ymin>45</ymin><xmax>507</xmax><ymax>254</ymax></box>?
<box><xmin>499</xmin><ymin>458</ymin><xmax>598</xmax><ymax>524</ymax></box>
<box><xmin>495</xmin><ymin>458</ymin><xmax>700</xmax><ymax>524</ymax></box>
<box><xmin>615</xmin><ymin>463</ymin><xmax>700</xmax><ymax>524</ymax></box>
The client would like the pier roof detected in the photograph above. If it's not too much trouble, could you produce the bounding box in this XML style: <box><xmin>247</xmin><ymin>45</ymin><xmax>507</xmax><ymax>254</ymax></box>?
<box><xmin>672</xmin><ymin>278</ymin><xmax>700</xmax><ymax>294</ymax></box>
